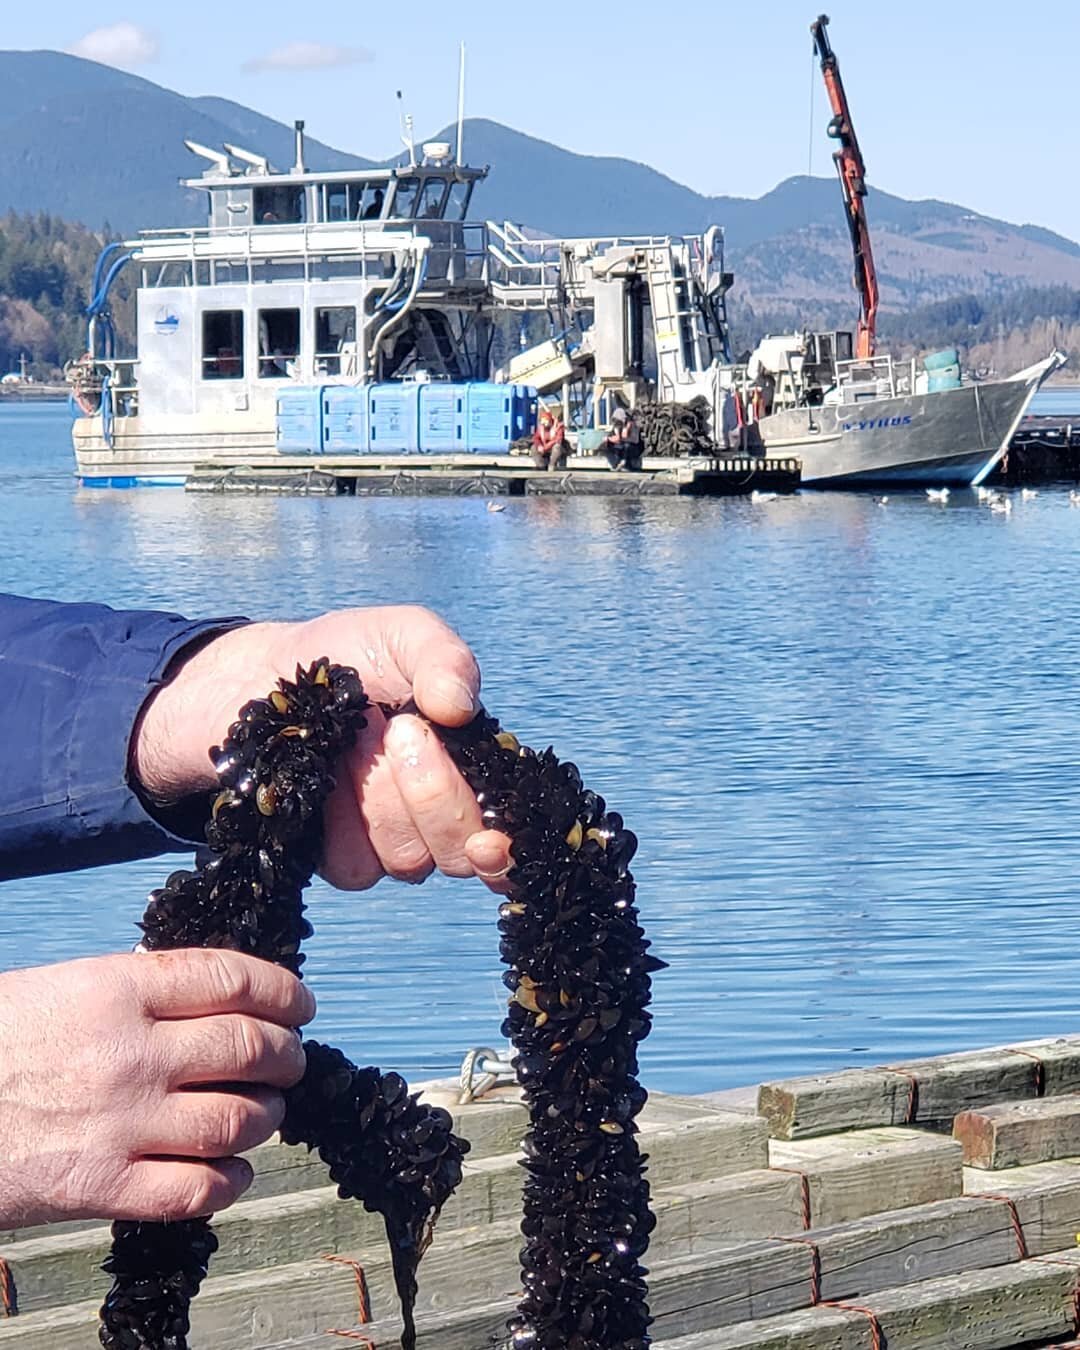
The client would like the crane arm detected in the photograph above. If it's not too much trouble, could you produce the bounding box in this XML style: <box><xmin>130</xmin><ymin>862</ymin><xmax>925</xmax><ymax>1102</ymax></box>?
<box><xmin>811</xmin><ymin>14</ymin><xmax>878</xmax><ymax>360</ymax></box>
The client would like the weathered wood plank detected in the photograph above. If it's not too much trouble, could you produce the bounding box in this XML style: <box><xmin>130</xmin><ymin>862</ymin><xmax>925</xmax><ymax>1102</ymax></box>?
<box><xmin>869</xmin><ymin>1258</ymin><xmax>1079</xmax><ymax>1349</ymax></box>
<box><xmin>963</xmin><ymin>1157</ymin><xmax>1080</xmax><ymax>1254</ymax></box>
<box><xmin>0</xmin><ymin>1118</ymin><xmax>777</xmax><ymax>1323</ymax></box>
<box><xmin>769</xmin><ymin>1127</ymin><xmax>963</xmax><ymax>1226</ymax></box>
<box><xmin>812</xmin><ymin>1195</ymin><xmax>1020</xmax><ymax>1298</ymax></box>
<box><xmin>956</xmin><ymin>1096</ymin><xmax>1080</xmax><ymax>1170</ymax></box>
<box><xmin>664</xmin><ymin>1257</ymin><xmax>1080</xmax><ymax>1349</ymax></box>
<box><xmin>658</xmin><ymin>1304</ymin><xmax>871</xmax><ymax>1350</ymax></box>
<box><xmin>758</xmin><ymin>1046</ymin><xmax>1044</xmax><ymax>1140</ymax></box>
<box><xmin>1001</xmin><ymin>1037</ymin><xmax>1080</xmax><ymax>1097</ymax></box>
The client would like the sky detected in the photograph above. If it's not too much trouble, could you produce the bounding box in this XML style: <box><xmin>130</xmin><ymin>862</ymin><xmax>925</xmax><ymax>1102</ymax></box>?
<box><xmin>6</xmin><ymin>1</ymin><xmax>1080</xmax><ymax>239</ymax></box>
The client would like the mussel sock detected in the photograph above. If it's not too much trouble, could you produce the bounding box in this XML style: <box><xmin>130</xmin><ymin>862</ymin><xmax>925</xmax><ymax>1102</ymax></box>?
<box><xmin>98</xmin><ymin>661</ymin><xmax>468</xmax><ymax>1350</ymax></box>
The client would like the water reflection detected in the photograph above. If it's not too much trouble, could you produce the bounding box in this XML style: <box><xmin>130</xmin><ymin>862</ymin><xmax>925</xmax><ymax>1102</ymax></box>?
<box><xmin>3</xmin><ymin>407</ymin><xmax>1080</xmax><ymax>1092</ymax></box>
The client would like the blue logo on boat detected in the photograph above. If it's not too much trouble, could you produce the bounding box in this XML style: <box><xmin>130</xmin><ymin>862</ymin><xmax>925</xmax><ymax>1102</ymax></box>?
<box><xmin>154</xmin><ymin>307</ymin><xmax>180</xmax><ymax>336</ymax></box>
<box><xmin>841</xmin><ymin>414</ymin><xmax>913</xmax><ymax>433</ymax></box>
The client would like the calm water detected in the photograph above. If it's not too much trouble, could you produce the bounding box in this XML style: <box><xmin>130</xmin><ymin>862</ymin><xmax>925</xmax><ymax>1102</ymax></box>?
<box><xmin>4</xmin><ymin>403</ymin><xmax>1080</xmax><ymax>1095</ymax></box>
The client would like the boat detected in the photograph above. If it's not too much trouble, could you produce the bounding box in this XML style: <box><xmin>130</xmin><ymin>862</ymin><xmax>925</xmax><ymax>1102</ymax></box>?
<box><xmin>66</xmin><ymin>25</ymin><xmax>1061</xmax><ymax>489</ymax></box>
<box><xmin>725</xmin><ymin>15</ymin><xmax>1064</xmax><ymax>487</ymax></box>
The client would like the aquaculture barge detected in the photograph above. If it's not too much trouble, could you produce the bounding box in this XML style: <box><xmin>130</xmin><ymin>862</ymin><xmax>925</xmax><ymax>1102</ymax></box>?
<box><xmin>183</xmin><ymin>453</ymin><xmax>801</xmax><ymax>497</ymax></box>
<box><xmin>7</xmin><ymin>1036</ymin><xmax>1080</xmax><ymax>1347</ymax></box>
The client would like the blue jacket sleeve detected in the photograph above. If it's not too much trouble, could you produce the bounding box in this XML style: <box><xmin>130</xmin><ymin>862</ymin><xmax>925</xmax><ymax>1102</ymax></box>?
<box><xmin>0</xmin><ymin>594</ymin><xmax>249</xmax><ymax>880</ymax></box>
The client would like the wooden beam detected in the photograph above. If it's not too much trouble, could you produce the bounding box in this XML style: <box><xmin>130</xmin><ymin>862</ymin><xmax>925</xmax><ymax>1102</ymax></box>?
<box><xmin>759</xmin><ymin>1047</ymin><xmax>1045</xmax><ymax>1140</ymax></box>
<box><xmin>769</xmin><ymin>1127</ymin><xmax>963</xmax><ymax>1227</ymax></box>
<box><xmin>956</xmin><ymin>1096</ymin><xmax>1080</xmax><ymax>1170</ymax></box>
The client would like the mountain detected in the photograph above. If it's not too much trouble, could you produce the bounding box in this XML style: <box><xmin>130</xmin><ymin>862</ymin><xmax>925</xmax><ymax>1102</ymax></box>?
<box><xmin>2</xmin><ymin>50</ymin><xmax>1080</xmax><ymax>324</ymax></box>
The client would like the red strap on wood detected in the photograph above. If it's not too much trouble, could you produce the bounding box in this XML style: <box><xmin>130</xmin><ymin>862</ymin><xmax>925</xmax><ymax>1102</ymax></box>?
<box><xmin>0</xmin><ymin>1258</ymin><xmax>15</xmax><ymax>1317</ymax></box>
<box><xmin>820</xmin><ymin>1299</ymin><xmax>883</xmax><ymax>1350</ymax></box>
<box><xmin>880</xmin><ymin>1066</ymin><xmax>919</xmax><ymax>1124</ymax></box>
<box><xmin>322</xmin><ymin>1255</ymin><xmax>374</xmax><ymax>1347</ymax></box>
<box><xmin>770</xmin><ymin>1234</ymin><xmax>821</xmax><ymax>1303</ymax></box>
<box><xmin>967</xmin><ymin>1192</ymin><xmax>1029</xmax><ymax>1260</ymax></box>
<box><xmin>1004</xmin><ymin>1047</ymin><xmax>1046</xmax><ymax>1097</ymax></box>
<box><xmin>770</xmin><ymin>1166</ymin><xmax>812</xmax><ymax>1229</ymax></box>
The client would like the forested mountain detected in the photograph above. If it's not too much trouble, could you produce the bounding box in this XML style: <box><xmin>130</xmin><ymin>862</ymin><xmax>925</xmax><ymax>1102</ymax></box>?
<box><xmin>3</xmin><ymin>50</ymin><xmax>1080</xmax><ymax>378</ymax></box>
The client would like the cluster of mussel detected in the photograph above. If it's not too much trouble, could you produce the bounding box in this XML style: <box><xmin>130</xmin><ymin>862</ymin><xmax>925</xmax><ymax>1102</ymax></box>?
<box><xmin>100</xmin><ymin>659</ymin><xmax>660</xmax><ymax>1350</ymax></box>
<box><xmin>636</xmin><ymin>396</ymin><xmax>713</xmax><ymax>458</ymax></box>
<box><xmin>100</xmin><ymin>662</ymin><xmax>468</xmax><ymax>1350</ymax></box>
<box><xmin>440</xmin><ymin>719</ymin><xmax>662</xmax><ymax>1349</ymax></box>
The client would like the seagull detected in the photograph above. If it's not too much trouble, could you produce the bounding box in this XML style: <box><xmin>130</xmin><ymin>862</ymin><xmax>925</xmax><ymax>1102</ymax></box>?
<box><xmin>875</xmin><ymin>495</ymin><xmax>889</xmax><ymax>506</ymax></box>
<box><xmin>926</xmin><ymin>487</ymin><xmax>950</xmax><ymax>502</ymax></box>
<box><xmin>750</xmin><ymin>490</ymin><xmax>778</xmax><ymax>503</ymax></box>
<box><xmin>990</xmin><ymin>497</ymin><xmax>1012</xmax><ymax>515</ymax></box>
<box><xmin>486</xmin><ymin>500</ymin><xmax>506</xmax><ymax>513</ymax></box>
<box><xmin>975</xmin><ymin>485</ymin><xmax>992</xmax><ymax>501</ymax></box>
<box><xmin>1021</xmin><ymin>488</ymin><xmax>1038</xmax><ymax>500</ymax></box>
<box><xmin>1070</xmin><ymin>489</ymin><xmax>1080</xmax><ymax>508</ymax></box>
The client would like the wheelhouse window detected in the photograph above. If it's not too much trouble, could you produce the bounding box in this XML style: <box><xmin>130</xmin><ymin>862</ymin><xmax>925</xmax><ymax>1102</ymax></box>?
<box><xmin>324</xmin><ymin>181</ymin><xmax>386</xmax><ymax>221</ymax></box>
<box><xmin>389</xmin><ymin>177</ymin><xmax>420</xmax><ymax>218</ymax></box>
<box><xmin>202</xmin><ymin>310</ymin><xmax>244</xmax><ymax>380</ymax></box>
<box><xmin>446</xmin><ymin>180</ymin><xmax>473</xmax><ymax>221</ymax></box>
<box><xmin>258</xmin><ymin>308</ymin><xmax>300</xmax><ymax>378</ymax></box>
<box><xmin>253</xmin><ymin>185</ymin><xmax>305</xmax><ymax>225</ymax></box>
<box><xmin>417</xmin><ymin>178</ymin><xmax>448</xmax><ymax>219</ymax></box>
<box><xmin>315</xmin><ymin>306</ymin><xmax>357</xmax><ymax>376</ymax></box>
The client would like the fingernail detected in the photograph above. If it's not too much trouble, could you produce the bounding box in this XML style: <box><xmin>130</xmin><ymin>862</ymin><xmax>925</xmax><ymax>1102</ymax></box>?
<box><xmin>432</xmin><ymin>676</ymin><xmax>478</xmax><ymax>718</ymax></box>
<box><xmin>298</xmin><ymin>981</ymin><xmax>317</xmax><ymax>1021</ymax></box>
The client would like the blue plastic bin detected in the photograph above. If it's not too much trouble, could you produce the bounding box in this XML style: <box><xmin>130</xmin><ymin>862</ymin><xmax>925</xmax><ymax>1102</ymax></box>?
<box><xmin>275</xmin><ymin>388</ymin><xmax>321</xmax><ymax>454</ymax></box>
<box><xmin>419</xmin><ymin>384</ymin><xmax>466</xmax><ymax>452</ymax></box>
<box><xmin>323</xmin><ymin>386</ymin><xmax>369</xmax><ymax>454</ymax></box>
<box><xmin>369</xmin><ymin>383</ymin><xmax>420</xmax><ymax>454</ymax></box>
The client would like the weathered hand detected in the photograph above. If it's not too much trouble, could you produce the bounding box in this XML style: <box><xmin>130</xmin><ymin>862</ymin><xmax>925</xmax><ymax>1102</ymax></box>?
<box><xmin>0</xmin><ymin>949</ymin><xmax>314</xmax><ymax>1227</ymax></box>
<box><xmin>133</xmin><ymin>606</ymin><xmax>512</xmax><ymax>890</ymax></box>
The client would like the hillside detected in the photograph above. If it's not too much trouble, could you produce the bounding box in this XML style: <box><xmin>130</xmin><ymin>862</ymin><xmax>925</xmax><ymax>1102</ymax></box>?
<box><xmin>3</xmin><ymin>49</ymin><xmax>1080</xmax><ymax>365</ymax></box>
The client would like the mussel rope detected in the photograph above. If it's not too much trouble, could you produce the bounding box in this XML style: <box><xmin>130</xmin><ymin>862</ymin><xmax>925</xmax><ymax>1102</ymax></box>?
<box><xmin>98</xmin><ymin>660</ymin><xmax>661</xmax><ymax>1350</ymax></box>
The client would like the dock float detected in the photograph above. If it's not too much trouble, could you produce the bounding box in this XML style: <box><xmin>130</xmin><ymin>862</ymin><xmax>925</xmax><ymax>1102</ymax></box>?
<box><xmin>8</xmin><ymin>1036</ymin><xmax>1080</xmax><ymax>1346</ymax></box>
<box><xmin>184</xmin><ymin>454</ymin><xmax>802</xmax><ymax>498</ymax></box>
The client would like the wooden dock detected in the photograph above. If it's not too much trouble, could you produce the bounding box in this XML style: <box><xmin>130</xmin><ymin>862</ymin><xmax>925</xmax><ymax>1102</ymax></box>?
<box><xmin>184</xmin><ymin>454</ymin><xmax>802</xmax><ymax>498</ymax></box>
<box><xmin>8</xmin><ymin>1036</ymin><xmax>1080</xmax><ymax>1346</ymax></box>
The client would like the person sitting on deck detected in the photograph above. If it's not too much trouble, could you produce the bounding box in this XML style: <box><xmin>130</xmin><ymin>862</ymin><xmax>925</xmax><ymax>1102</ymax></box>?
<box><xmin>603</xmin><ymin>404</ymin><xmax>643</xmax><ymax>472</ymax></box>
<box><xmin>532</xmin><ymin>406</ymin><xmax>568</xmax><ymax>472</ymax></box>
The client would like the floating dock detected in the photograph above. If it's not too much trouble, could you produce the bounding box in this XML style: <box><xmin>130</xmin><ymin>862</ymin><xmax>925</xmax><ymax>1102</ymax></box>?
<box><xmin>184</xmin><ymin>454</ymin><xmax>802</xmax><ymax>498</ymax></box>
<box><xmin>9</xmin><ymin>1035</ymin><xmax>1080</xmax><ymax>1346</ymax></box>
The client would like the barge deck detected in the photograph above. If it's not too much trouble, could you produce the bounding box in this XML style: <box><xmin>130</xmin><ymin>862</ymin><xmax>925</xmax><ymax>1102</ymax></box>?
<box><xmin>7</xmin><ymin>1035</ymin><xmax>1080</xmax><ymax>1346</ymax></box>
<box><xmin>183</xmin><ymin>454</ymin><xmax>802</xmax><ymax>498</ymax></box>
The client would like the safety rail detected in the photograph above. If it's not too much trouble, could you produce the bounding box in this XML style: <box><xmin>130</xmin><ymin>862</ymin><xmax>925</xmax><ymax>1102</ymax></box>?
<box><xmin>835</xmin><ymin>353</ymin><xmax>917</xmax><ymax>402</ymax></box>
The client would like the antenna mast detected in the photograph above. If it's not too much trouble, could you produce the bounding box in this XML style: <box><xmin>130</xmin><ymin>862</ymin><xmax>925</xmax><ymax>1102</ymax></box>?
<box><xmin>456</xmin><ymin>42</ymin><xmax>467</xmax><ymax>166</ymax></box>
<box><xmin>396</xmin><ymin>90</ymin><xmax>416</xmax><ymax>168</ymax></box>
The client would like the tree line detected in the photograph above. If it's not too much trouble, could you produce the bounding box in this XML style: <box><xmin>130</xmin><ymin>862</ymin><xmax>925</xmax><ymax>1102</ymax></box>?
<box><xmin>0</xmin><ymin>213</ymin><xmax>132</xmax><ymax>378</ymax></box>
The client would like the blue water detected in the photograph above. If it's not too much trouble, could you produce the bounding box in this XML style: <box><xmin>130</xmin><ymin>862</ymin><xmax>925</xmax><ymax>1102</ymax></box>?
<box><xmin>5</xmin><ymin>404</ymin><xmax>1080</xmax><ymax>1096</ymax></box>
<box><xmin>1030</xmin><ymin>388</ymin><xmax>1080</xmax><ymax>416</ymax></box>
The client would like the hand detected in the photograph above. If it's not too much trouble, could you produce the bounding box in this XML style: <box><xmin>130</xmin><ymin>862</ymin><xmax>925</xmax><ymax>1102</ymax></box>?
<box><xmin>0</xmin><ymin>949</ymin><xmax>314</xmax><ymax>1227</ymax></box>
<box><xmin>133</xmin><ymin>606</ymin><xmax>512</xmax><ymax>891</ymax></box>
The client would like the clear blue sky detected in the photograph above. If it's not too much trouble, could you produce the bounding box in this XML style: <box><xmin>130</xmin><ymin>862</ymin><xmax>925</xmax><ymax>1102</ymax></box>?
<box><xmin>7</xmin><ymin>1</ymin><xmax>1079</xmax><ymax>239</ymax></box>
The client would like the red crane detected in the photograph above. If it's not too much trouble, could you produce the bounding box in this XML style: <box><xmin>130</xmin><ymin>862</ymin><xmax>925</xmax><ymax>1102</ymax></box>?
<box><xmin>811</xmin><ymin>13</ymin><xmax>879</xmax><ymax>360</ymax></box>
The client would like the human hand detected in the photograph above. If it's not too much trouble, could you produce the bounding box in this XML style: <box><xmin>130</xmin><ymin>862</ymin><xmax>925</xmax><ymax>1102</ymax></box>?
<box><xmin>133</xmin><ymin>606</ymin><xmax>512</xmax><ymax>891</ymax></box>
<box><xmin>0</xmin><ymin>949</ymin><xmax>314</xmax><ymax>1228</ymax></box>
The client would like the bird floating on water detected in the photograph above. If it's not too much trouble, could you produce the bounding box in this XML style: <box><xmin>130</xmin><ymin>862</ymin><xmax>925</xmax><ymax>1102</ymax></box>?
<box><xmin>750</xmin><ymin>490</ymin><xmax>778</xmax><ymax>503</ymax></box>
<box><xmin>975</xmin><ymin>485</ymin><xmax>992</xmax><ymax>501</ymax></box>
<box><xmin>875</xmin><ymin>496</ymin><xmax>889</xmax><ymax>506</ymax></box>
<box><xmin>990</xmin><ymin>497</ymin><xmax>1012</xmax><ymax>515</ymax></box>
<box><xmin>1021</xmin><ymin>488</ymin><xmax>1038</xmax><ymax>500</ymax></box>
<box><xmin>926</xmin><ymin>488</ymin><xmax>950</xmax><ymax>502</ymax></box>
<box><xmin>486</xmin><ymin>501</ymin><xmax>506</xmax><ymax>513</ymax></box>
<box><xmin>1070</xmin><ymin>489</ymin><xmax>1080</xmax><ymax>508</ymax></box>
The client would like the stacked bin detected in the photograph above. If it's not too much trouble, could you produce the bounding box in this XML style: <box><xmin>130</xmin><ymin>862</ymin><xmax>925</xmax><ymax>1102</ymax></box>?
<box><xmin>923</xmin><ymin>348</ymin><xmax>962</xmax><ymax>393</ymax></box>
<box><xmin>322</xmin><ymin>386</ymin><xmax>368</xmax><ymax>454</ymax></box>
<box><xmin>418</xmin><ymin>384</ymin><xmax>466</xmax><ymax>452</ymax></box>
<box><xmin>275</xmin><ymin>389</ymin><xmax>322</xmax><ymax>454</ymax></box>
<box><xmin>369</xmin><ymin>383</ymin><xmax>420</xmax><ymax>453</ymax></box>
<box><xmin>275</xmin><ymin>382</ymin><xmax>537</xmax><ymax>456</ymax></box>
